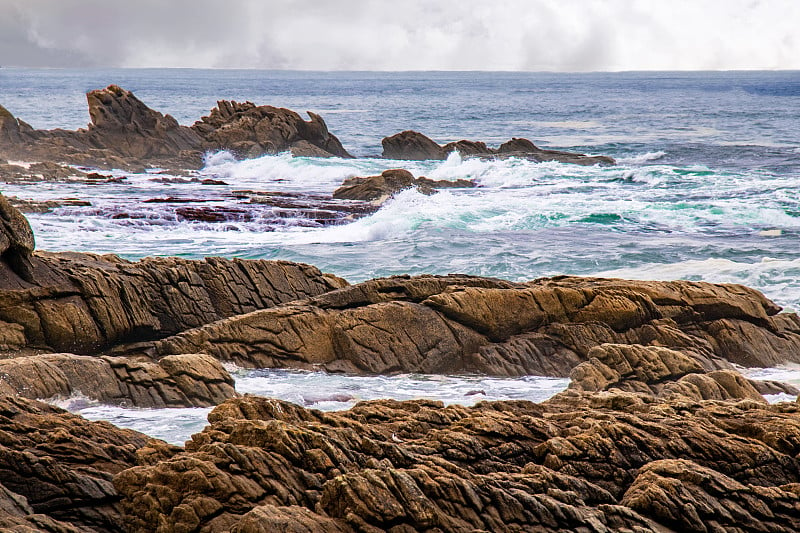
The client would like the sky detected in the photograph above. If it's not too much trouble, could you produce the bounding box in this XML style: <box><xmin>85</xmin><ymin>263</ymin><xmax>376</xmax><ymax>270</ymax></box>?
<box><xmin>1</xmin><ymin>0</ymin><xmax>798</xmax><ymax>71</ymax></box>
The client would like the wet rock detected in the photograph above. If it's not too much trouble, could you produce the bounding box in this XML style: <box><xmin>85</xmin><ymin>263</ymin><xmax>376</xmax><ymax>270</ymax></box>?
<box><xmin>332</xmin><ymin>168</ymin><xmax>475</xmax><ymax>202</ymax></box>
<box><xmin>146</xmin><ymin>274</ymin><xmax>800</xmax><ymax>377</ymax></box>
<box><xmin>0</xmin><ymin>352</ymin><xmax>237</xmax><ymax>407</ymax></box>
<box><xmin>112</xmin><ymin>392</ymin><xmax>800</xmax><ymax>532</ymax></box>
<box><xmin>381</xmin><ymin>130</ymin><xmax>616</xmax><ymax>165</ymax></box>
<box><xmin>7</xmin><ymin>196</ymin><xmax>92</xmax><ymax>214</ymax></box>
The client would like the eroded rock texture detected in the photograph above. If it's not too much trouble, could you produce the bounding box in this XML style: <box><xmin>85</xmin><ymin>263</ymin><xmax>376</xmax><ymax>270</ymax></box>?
<box><xmin>145</xmin><ymin>274</ymin><xmax>800</xmax><ymax>377</ymax></box>
<box><xmin>0</xmin><ymin>395</ymin><xmax>166</xmax><ymax>532</ymax></box>
<box><xmin>382</xmin><ymin>130</ymin><xmax>616</xmax><ymax>165</ymax></box>
<box><xmin>192</xmin><ymin>100</ymin><xmax>352</xmax><ymax>159</ymax></box>
<box><xmin>0</xmin><ymin>85</ymin><xmax>352</xmax><ymax>170</ymax></box>
<box><xmin>333</xmin><ymin>168</ymin><xmax>476</xmax><ymax>203</ymax></box>
<box><xmin>113</xmin><ymin>385</ymin><xmax>800</xmax><ymax>532</ymax></box>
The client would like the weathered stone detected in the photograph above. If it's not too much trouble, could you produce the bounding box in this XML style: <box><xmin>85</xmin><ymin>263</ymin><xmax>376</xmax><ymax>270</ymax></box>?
<box><xmin>112</xmin><ymin>393</ymin><xmax>800</xmax><ymax>532</ymax></box>
<box><xmin>381</xmin><ymin>130</ymin><xmax>446</xmax><ymax>160</ymax></box>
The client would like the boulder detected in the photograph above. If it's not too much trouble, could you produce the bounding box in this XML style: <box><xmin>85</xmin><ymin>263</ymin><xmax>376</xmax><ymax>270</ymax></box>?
<box><xmin>381</xmin><ymin>130</ymin><xmax>616</xmax><ymax>165</ymax></box>
<box><xmin>381</xmin><ymin>130</ymin><xmax>446</xmax><ymax>160</ymax></box>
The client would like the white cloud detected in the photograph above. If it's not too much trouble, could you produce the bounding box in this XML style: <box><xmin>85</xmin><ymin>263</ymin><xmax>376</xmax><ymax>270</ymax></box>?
<box><xmin>0</xmin><ymin>0</ymin><xmax>798</xmax><ymax>70</ymax></box>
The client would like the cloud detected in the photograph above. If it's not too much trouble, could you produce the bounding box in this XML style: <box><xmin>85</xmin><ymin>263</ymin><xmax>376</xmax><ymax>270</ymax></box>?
<box><xmin>0</xmin><ymin>0</ymin><xmax>798</xmax><ymax>70</ymax></box>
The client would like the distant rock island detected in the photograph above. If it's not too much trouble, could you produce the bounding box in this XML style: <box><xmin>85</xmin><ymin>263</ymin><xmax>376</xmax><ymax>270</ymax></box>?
<box><xmin>0</xmin><ymin>85</ymin><xmax>615</xmax><ymax>171</ymax></box>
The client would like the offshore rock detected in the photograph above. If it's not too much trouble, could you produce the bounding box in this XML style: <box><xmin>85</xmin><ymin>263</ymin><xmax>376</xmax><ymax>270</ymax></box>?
<box><xmin>0</xmin><ymin>86</ymin><xmax>353</xmax><ymax>170</ymax></box>
<box><xmin>382</xmin><ymin>130</ymin><xmax>615</xmax><ymax>165</ymax></box>
<box><xmin>192</xmin><ymin>100</ymin><xmax>353</xmax><ymax>158</ymax></box>
<box><xmin>332</xmin><ymin>168</ymin><xmax>475</xmax><ymax>203</ymax></box>
<box><xmin>113</xmin><ymin>392</ymin><xmax>800</xmax><ymax>532</ymax></box>
<box><xmin>144</xmin><ymin>274</ymin><xmax>800</xmax><ymax>377</ymax></box>
<box><xmin>0</xmin><ymin>395</ymin><xmax>161</xmax><ymax>532</ymax></box>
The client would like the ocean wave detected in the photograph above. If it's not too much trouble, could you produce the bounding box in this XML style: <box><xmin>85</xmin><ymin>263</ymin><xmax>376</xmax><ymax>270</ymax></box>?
<box><xmin>617</xmin><ymin>151</ymin><xmax>667</xmax><ymax>165</ymax></box>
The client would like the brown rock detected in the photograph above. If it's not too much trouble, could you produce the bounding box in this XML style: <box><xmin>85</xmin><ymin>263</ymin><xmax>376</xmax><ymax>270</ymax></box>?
<box><xmin>143</xmin><ymin>274</ymin><xmax>800</xmax><ymax>378</ymax></box>
<box><xmin>113</xmin><ymin>393</ymin><xmax>800</xmax><ymax>532</ymax></box>
<box><xmin>0</xmin><ymin>395</ymin><xmax>160</xmax><ymax>532</ymax></box>
<box><xmin>381</xmin><ymin>131</ymin><xmax>446</xmax><ymax>160</ymax></box>
<box><xmin>381</xmin><ymin>130</ymin><xmax>616</xmax><ymax>165</ymax></box>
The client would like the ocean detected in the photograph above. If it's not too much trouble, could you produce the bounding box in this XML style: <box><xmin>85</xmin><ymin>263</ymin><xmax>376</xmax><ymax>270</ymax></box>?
<box><xmin>2</xmin><ymin>68</ymin><xmax>800</xmax><ymax>443</ymax></box>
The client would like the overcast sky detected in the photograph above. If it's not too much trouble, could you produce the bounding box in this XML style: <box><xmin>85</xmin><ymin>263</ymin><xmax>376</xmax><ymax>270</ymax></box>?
<box><xmin>1</xmin><ymin>0</ymin><xmax>798</xmax><ymax>71</ymax></box>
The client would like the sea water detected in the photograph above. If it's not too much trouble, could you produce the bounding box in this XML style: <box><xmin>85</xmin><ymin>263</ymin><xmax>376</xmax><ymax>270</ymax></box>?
<box><xmin>2</xmin><ymin>69</ymin><xmax>799</xmax><ymax>443</ymax></box>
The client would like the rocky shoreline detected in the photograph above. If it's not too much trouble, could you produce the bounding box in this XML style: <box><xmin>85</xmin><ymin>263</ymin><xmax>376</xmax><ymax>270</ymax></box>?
<box><xmin>0</xmin><ymin>194</ymin><xmax>797</xmax><ymax>531</ymax></box>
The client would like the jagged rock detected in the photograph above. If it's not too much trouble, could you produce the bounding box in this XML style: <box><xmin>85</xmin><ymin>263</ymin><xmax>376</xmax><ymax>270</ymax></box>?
<box><xmin>112</xmin><ymin>392</ymin><xmax>800</xmax><ymax>532</ymax></box>
<box><xmin>142</xmin><ymin>274</ymin><xmax>800</xmax><ymax>378</ymax></box>
<box><xmin>332</xmin><ymin>168</ymin><xmax>475</xmax><ymax>203</ymax></box>
<box><xmin>0</xmin><ymin>395</ymin><xmax>162</xmax><ymax>532</ymax></box>
<box><xmin>381</xmin><ymin>130</ymin><xmax>446</xmax><ymax>160</ymax></box>
<box><xmin>381</xmin><ymin>130</ymin><xmax>616</xmax><ymax>165</ymax></box>
<box><xmin>0</xmin><ymin>240</ymin><xmax>346</xmax><ymax>356</ymax></box>
<box><xmin>0</xmin><ymin>86</ymin><xmax>353</xmax><ymax>170</ymax></box>
<box><xmin>568</xmin><ymin>343</ymin><xmax>770</xmax><ymax>402</ymax></box>
<box><xmin>0</xmin><ymin>353</ymin><xmax>236</xmax><ymax>407</ymax></box>
<box><xmin>192</xmin><ymin>101</ymin><xmax>352</xmax><ymax>159</ymax></box>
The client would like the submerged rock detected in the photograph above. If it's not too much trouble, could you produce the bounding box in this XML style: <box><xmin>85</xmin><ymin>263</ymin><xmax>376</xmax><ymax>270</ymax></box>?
<box><xmin>382</xmin><ymin>130</ymin><xmax>616</xmax><ymax>165</ymax></box>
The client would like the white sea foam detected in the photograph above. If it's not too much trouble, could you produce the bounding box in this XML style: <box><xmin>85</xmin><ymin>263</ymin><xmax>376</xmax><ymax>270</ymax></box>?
<box><xmin>617</xmin><ymin>151</ymin><xmax>667</xmax><ymax>165</ymax></box>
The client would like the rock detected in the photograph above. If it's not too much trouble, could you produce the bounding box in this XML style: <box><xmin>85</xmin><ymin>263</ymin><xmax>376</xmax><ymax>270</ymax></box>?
<box><xmin>0</xmin><ymin>352</ymin><xmax>237</xmax><ymax>407</ymax></box>
<box><xmin>7</xmin><ymin>196</ymin><xmax>91</xmax><ymax>214</ymax></box>
<box><xmin>381</xmin><ymin>131</ymin><xmax>446</xmax><ymax>160</ymax></box>
<box><xmin>0</xmin><ymin>204</ymin><xmax>347</xmax><ymax>354</ymax></box>
<box><xmin>381</xmin><ymin>130</ymin><xmax>616</xmax><ymax>165</ymax></box>
<box><xmin>112</xmin><ymin>392</ymin><xmax>800</xmax><ymax>532</ymax></box>
<box><xmin>568</xmin><ymin>343</ymin><xmax>769</xmax><ymax>402</ymax></box>
<box><xmin>0</xmin><ymin>86</ymin><xmax>353</xmax><ymax>170</ymax></box>
<box><xmin>192</xmin><ymin>100</ymin><xmax>353</xmax><ymax>159</ymax></box>
<box><xmin>143</xmin><ymin>274</ymin><xmax>800</xmax><ymax>377</ymax></box>
<box><xmin>0</xmin><ymin>395</ymin><xmax>162</xmax><ymax>531</ymax></box>
<box><xmin>332</xmin><ymin>169</ymin><xmax>475</xmax><ymax>203</ymax></box>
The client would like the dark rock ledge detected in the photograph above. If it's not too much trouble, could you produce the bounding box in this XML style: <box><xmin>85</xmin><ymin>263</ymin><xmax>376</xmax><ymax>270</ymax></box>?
<box><xmin>0</xmin><ymin>197</ymin><xmax>798</xmax><ymax>531</ymax></box>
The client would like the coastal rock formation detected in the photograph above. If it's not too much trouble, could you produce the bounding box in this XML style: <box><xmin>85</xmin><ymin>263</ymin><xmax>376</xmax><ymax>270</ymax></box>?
<box><xmin>382</xmin><ymin>130</ymin><xmax>616</xmax><ymax>165</ymax></box>
<box><xmin>0</xmin><ymin>352</ymin><xmax>236</xmax><ymax>408</ymax></box>
<box><xmin>0</xmin><ymin>196</ymin><xmax>346</xmax><ymax>356</ymax></box>
<box><xmin>112</xmin><ymin>388</ymin><xmax>800</xmax><ymax>532</ymax></box>
<box><xmin>192</xmin><ymin>101</ymin><xmax>352</xmax><ymax>159</ymax></box>
<box><xmin>0</xmin><ymin>86</ymin><xmax>353</xmax><ymax>170</ymax></box>
<box><xmin>333</xmin><ymin>168</ymin><xmax>476</xmax><ymax>202</ymax></box>
<box><xmin>143</xmin><ymin>274</ymin><xmax>800</xmax><ymax>378</ymax></box>
<box><xmin>0</xmin><ymin>395</ymin><xmax>162</xmax><ymax>532</ymax></box>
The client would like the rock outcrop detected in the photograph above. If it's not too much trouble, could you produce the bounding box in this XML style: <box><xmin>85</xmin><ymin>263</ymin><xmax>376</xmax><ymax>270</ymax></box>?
<box><xmin>332</xmin><ymin>168</ymin><xmax>476</xmax><ymax>203</ymax></box>
<box><xmin>382</xmin><ymin>130</ymin><xmax>616</xmax><ymax>165</ymax></box>
<box><xmin>112</xmin><ymin>388</ymin><xmax>800</xmax><ymax>532</ymax></box>
<box><xmin>0</xmin><ymin>395</ymin><xmax>164</xmax><ymax>532</ymax></box>
<box><xmin>0</xmin><ymin>352</ymin><xmax>236</xmax><ymax>408</ymax></box>
<box><xmin>192</xmin><ymin>100</ymin><xmax>352</xmax><ymax>159</ymax></box>
<box><xmin>140</xmin><ymin>274</ymin><xmax>800</xmax><ymax>378</ymax></box>
<box><xmin>0</xmin><ymin>86</ymin><xmax>353</xmax><ymax>170</ymax></box>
